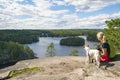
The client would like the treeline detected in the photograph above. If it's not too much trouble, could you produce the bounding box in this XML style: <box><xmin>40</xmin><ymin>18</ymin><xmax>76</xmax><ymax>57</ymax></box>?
<box><xmin>50</xmin><ymin>29</ymin><xmax>102</xmax><ymax>38</ymax></box>
<box><xmin>60</xmin><ymin>37</ymin><xmax>85</xmax><ymax>46</ymax></box>
<box><xmin>0</xmin><ymin>29</ymin><xmax>102</xmax><ymax>44</ymax></box>
<box><xmin>0</xmin><ymin>41</ymin><xmax>35</xmax><ymax>65</ymax></box>
<box><xmin>0</xmin><ymin>30</ymin><xmax>40</xmax><ymax>44</ymax></box>
<box><xmin>86</xmin><ymin>31</ymin><xmax>99</xmax><ymax>42</ymax></box>
<box><xmin>50</xmin><ymin>29</ymin><xmax>102</xmax><ymax>42</ymax></box>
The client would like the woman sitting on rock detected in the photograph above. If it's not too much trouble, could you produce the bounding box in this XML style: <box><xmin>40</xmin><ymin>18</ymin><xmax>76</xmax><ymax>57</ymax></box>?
<box><xmin>96</xmin><ymin>32</ymin><xmax>110</xmax><ymax>62</ymax></box>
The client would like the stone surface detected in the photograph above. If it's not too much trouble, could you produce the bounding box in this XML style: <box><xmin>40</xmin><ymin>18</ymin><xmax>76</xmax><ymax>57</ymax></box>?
<box><xmin>0</xmin><ymin>54</ymin><xmax>120</xmax><ymax>80</ymax></box>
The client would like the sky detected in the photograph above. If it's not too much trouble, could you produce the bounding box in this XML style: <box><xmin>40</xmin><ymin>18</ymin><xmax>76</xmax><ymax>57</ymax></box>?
<box><xmin>0</xmin><ymin>0</ymin><xmax>120</xmax><ymax>29</ymax></box>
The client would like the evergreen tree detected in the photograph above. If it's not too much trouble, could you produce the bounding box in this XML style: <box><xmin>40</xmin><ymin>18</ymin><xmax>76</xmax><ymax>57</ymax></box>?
<box><xmin>46</xmin><ymin>42</ymin><xmax>56</xmax><ymax>57</ymax></box>
<box><xmin>105</xmin><ymin>18</ymin><xmax>120</xmax><ymax>58</ymax></box>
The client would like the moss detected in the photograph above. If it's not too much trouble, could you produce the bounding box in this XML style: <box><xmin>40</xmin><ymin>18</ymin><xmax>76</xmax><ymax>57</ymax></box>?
<box><xmin>8</xmin><ymin>67</ymin><xmax>44</xmax><ymax>78</ymax></box>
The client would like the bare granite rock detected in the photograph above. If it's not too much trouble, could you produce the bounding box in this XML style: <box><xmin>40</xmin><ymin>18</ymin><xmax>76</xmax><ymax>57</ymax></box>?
<box><xmin>0</xmin><ymin>54</ymin><xmax>120</xmax><ymax>80</ymax></box>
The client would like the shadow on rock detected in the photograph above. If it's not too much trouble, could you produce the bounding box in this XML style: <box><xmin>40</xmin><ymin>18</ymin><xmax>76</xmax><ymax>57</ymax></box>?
<box><xmin>100</xmin><ymin>62</ymin><xmax>115</xmax><ymax>70</ymax></box>
<box><xmin>0</xmin><ymin>62</ymin><xmax>17</xmax><ymax>69</ymax></box>
<box><xmin>110</xmin><ymin>54</ymin><xmax>120</xmax><ymax>61</ymax></box>
<box><xmin>100</xmin><ymin>54</ymin><xmax>120</xmax><ymax>69</ymax></box>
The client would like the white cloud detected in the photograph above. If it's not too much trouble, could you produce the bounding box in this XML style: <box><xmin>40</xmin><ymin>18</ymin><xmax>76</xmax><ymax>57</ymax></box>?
<box><xmin>51</xmin><ymin>0</ymin><xmax>67</xmax><ymax>5</ymax></box>
<box><xmin>0</xmin><ymin>0</ymin><xmax>120</xmax><ymax>29</ymax></box>
<box><xmin>0</xmin><ymin>14</ymin><xmax>12</xmax><ymax>22</ymax></box>
<box><xmin>54</xmin><ymin>12</ymin><xmax>120</xmax><ymax>29</ymax></box>
<box><xmin>64</xmin><ymin>0</ymin><xmax>120</xmax><ymax>12</ymax></box>
<box><xmin>1</xmin><ymin>11</ymin><xmax>120</xmax><ymax>29</ymax></box>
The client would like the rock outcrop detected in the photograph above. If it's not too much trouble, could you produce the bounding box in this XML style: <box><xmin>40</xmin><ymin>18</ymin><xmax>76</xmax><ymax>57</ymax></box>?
<box><xmin>0</xmin><ymin>54</ymin><xmax>120</xmax><ymax>80</ymax></box>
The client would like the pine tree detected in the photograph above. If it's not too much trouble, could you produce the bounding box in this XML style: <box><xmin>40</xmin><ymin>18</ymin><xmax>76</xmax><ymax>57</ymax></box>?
<box><xmin>46</xmin><ymin>42</ymin><xmax>56</xmax><ymax>57</ymax></box>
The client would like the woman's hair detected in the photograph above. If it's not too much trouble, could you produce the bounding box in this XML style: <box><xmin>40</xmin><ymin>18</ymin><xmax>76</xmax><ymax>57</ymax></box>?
<box><xmin>97</xmin><ymin>32</ymin><xmax>104</xmax><ymax>41</ymax></box>
<box><xmin>97</xmin><ymin>32</ymin><xmax>107</xmax><ymax>42</ymax></box>
<box><xmin>97</xmin><ymin>32</ymin><xmax>104</xmax><ymax>38</ymax></box>
<box><xmin>102</xmin><ymin>36</ymin><xmax>106</xmax><ymax>42</ymax></box>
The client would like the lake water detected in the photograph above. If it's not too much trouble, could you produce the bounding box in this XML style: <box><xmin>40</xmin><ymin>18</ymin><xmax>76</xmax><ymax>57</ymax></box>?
<box><xmin>26</xmin><ymin>36</ymin><xmax>97</xmax><ymax>58</ymax></box>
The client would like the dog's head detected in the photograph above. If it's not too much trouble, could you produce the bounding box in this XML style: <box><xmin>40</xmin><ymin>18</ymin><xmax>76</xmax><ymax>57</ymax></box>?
<box><xmin>83</xmin><ymin>44</ymin><xmax>89</xmax><ymax>48</ymax></box>
<box><xmin>83</xmin><ymin>44</ymin><xmax>90</xmax><ymax>51</ymax></box>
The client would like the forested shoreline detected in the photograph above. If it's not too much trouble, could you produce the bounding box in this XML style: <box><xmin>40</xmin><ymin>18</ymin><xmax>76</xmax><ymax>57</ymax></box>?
<box><xmin>0</xmin><ymin>29</ymin><xmax>102</xmax><ymax>66</ymax></box>
<box><xmin>0</xmin><ymin>29</ymin><xmax>102</xmax><ymax>44</ymax></box>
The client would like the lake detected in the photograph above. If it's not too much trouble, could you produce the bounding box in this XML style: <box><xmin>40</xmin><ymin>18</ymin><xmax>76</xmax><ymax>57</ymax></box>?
<box><xmin>26</xmin><ymin>36</ymin><xmax>97</xmax><ymax>58</ymax></box>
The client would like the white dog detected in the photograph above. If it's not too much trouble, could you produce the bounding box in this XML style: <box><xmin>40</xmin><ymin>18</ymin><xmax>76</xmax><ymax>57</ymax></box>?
<box><xmin>83</xmin><ymin>44</ymin><xmax>100</xmax><ymax>68</ymax></box>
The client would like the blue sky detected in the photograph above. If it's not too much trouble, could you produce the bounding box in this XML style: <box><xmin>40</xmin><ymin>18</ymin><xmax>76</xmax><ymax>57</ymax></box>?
<box><xmin>0</xmin><ymin>0</ymin><xmax>120</xmax><ymax>29</ymax></box>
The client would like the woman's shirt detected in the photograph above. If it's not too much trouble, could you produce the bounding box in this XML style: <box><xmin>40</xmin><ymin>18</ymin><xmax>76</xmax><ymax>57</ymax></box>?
<box><xmin>102</xmin><ymin>42</ymin><xmax>110</xmax><ymax>57</ymax></box>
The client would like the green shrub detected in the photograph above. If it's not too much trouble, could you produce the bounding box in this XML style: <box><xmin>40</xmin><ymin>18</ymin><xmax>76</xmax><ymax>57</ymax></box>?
<box><xmin>105</xmin><ymin>18</ymin><xmax>120</xmax><ymax>58</ymax></box>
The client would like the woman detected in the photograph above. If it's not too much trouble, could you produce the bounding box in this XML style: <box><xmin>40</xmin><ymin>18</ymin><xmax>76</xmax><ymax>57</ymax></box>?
<box><xmin>97</xmin><ymin>32</ymin><xmax>110</xmax><ymax>62</ymax></box>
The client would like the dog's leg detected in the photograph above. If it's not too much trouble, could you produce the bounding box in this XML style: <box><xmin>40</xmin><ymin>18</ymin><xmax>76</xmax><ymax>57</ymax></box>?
<box><xmin>97</xmin><ymin>61</ymin><xmax>100</xmax><ymax>68</ymax></box>
<box><xmin>92</xmin><ymin>59</ymin><xmax>95</xmax><ymax>63</ymax></box>
<box><xmin>96</xmin><ymin>57</ymin><xmax>100</xmax><ymax>68</ymax></box>
<box><xmin>89</xmin><ymin>55</ymin><xmax>92</xmax><ymax>63</ymax></box>
<box><xmin>89</xmin><ymin>54</ymin><xmax>93</xmax><ymax>63</ymax></box>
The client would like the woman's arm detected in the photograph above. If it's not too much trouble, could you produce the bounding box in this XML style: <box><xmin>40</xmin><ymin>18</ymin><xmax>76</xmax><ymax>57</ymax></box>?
<box><xmin>101</xmin><ymin>48</ymin><xmax>107</xmax><ymax>56</ymax></box>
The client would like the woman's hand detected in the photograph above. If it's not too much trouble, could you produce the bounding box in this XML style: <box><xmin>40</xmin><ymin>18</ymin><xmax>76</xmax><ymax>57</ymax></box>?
<box><xmin>101</xmin><ymin>48</ymin><xmax>107</xmax><ymax>56</ymax></box>
<box><xmin>99</xmin><ymin>51</ymin><xmax>103</xmax><ymax>57</ymax></box>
